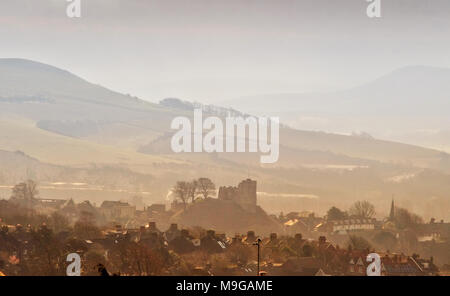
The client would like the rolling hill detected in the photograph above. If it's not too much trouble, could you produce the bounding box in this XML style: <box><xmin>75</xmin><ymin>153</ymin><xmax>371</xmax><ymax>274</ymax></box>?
<box><xmin>1</xmin><ymin>58</ymin><xmax>447</xmax><ymax>168</ymax></box>
<box><xmin>1</xmin><ymin>58</ymin><xmax>450</xmax><ymax>220</ymax></box>
<box><xmin>222</xmin><ymin>66</ymin><xmax>450</xmax><ymax>151</ymax></box>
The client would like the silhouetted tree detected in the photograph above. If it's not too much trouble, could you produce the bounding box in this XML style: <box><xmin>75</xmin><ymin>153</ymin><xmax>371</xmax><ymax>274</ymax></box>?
<box><xmin>373</xmin><ymin>231</ymin><xmax>397</xmax><ymax>251</ymax></box>
<box><xmin>326</xmin><ymin>206</ymin><xmax>348</xmax><ymax>221</ymax></box>
<box><xmin>196</xmin><ymin>178</ymin><xmax>216</xmax><ymax>199</ymax></box>
<box><xmin>347</xmin><ymin>235</ymin><xmax>371</xmax><ymax>251</ymax></box>
<box><xmin>394</xmin><ymin>207</ymin><xmax>423</xmax><ymax>230</ymax></box>
<box><xmin>349</xmin><ymin>200</ymin><xmax>375</xmax><ymax>219</ymax></box>
<box><xmin>27</xmin><ymin>224</ymin><xmax>65</xmax><ymax>275</ymax></box>
<box><xmin>187</xmin><ymin>180</ymin><xmax>198</xmax><ymax>203</ymax></box>
<box><xmin>10</xmin><ymin>180</ymin><xmax>39</xmax><ymax>207</ymax></box>
<box><xmin>173</xmin><ymin>181</ymin><xmax>190</xmax><ymax>209</ymax></box>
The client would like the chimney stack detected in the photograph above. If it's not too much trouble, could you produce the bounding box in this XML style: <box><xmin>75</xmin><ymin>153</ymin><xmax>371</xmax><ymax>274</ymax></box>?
<box><xmin>319</xmin><ymin>236</ymin><xmax>327</xmax><ymax>244</ymax></box>
<box><xmin>148</xmin><ymin>222</ymin><xmax>156</xmax><ymax>231</ymax></box>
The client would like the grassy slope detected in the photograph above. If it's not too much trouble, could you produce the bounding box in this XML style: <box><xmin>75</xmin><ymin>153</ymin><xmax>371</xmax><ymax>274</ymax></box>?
<box><xmin>0</xmin><ymin>119</ymin><xmax>181</xmax><ymax>167</ymax></box>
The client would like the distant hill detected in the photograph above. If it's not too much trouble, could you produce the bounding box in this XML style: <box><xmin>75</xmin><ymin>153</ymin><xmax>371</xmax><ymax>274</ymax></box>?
<box><xmin>0</xmin><ymin>58</ymin><xmax>176</xmax><ymax>148</ymax></box>
<box><xmin>0</xmin><ymin>59</ymin><xmax>446</xmax><ymax>169</ymax></box>
<box><xmin>1</xmin><ymin>59</ymin><xmax>450</xmax><ymax>220</ymax></box>
<box><xmin>223</xmin><ymin>65</ymin><xmax>450</xmax><ymax>116</ymax></box>
<box><xmin>0</xmin><ymin>58</ymin><xmax>162</xmax><ymax>110</ymax></box>
<box><xmin>221</xmin><ymin>66</ymin><xmax>450</xmax><ymax>151</ymax></box>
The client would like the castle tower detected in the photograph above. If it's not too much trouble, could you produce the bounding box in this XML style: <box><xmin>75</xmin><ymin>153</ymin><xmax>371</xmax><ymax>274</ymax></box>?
<box><xmin>237</xmin><ymin>179</ymin><xmax>257</xmax><ymax>212</ymax></box>
<box><xmin>218</xmin><ymin>179</ymin><xmax>257</xmax><ymax>212</ymax></box>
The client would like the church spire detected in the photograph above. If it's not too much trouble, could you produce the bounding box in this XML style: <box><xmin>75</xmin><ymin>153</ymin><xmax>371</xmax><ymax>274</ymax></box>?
<box><xmin>389</xmin><ymin>198</ymin><xmax>395</xmax><ymax>221</ymax></box>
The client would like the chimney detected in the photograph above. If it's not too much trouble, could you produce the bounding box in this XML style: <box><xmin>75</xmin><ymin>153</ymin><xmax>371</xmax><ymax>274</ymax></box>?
<box><xmin>295</xmin><ymin>233</ymin><xmax>303</xmax><ymax>241</ymax></box>
<box><xmin>270</xmin><ymin>233</ymin><xmax>277</xmax><ymax>241</ymax></box>
<box><xmin>148</xmin><ymin>222</ymin><xmax>157</xmax><ymax>231</ymax></box>
<box><xmin>319</xmin><ymin>236</ymin><xmax>327</xmax><ymax>244</ymax></box>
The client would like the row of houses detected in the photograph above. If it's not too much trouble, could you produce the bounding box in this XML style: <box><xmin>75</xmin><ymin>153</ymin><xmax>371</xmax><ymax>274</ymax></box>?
<box><xmin>282</xmin><ymin>211</ymin><xmax>377</xmax><ymax>236</ymax></box>
<box><xmin>348</xmin><ymin>252</ymin><xmax>439</xmax><ymax>276</ymax></box>
<box><xmin>1</xmin><ymin>211</ymin><xmax>442</xmax><ymax>276</ymax></box>
<box><xmin>32</xmin><ymin>198</ymin><xmax>137</xmax><ymax>223</ymax></box>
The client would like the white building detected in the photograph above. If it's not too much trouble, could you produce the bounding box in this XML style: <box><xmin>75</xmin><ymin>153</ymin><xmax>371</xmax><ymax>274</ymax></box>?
<box><xmin>332</xmin><ymin>219</ymin><xmax>375</xmax><ymax>234</ymax></box>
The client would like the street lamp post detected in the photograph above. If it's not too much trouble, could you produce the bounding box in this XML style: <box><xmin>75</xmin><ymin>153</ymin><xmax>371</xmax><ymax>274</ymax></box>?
<box><xmin>253</xmin><ymin>238</ymin><xmax>262</xmax><ymax>276</ymax></box>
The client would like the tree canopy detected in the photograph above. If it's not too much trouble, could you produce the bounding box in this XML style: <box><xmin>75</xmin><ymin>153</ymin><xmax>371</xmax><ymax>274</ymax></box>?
<box><xmin>327</xmin><ymin>206</ymin><xmax>348</xmax><ymax>221</ymax></box>
<box><xmin>348</xmin><ymin>200</ymin><xmax>375</xmax><ymax>219</ymax></box>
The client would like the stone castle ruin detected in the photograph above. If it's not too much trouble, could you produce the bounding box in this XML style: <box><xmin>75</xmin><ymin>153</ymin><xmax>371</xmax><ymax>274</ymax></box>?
<box><xmin>218</xmin><ymin>179</ymin><xmax>257</xmax><ymax>212</ymax></box>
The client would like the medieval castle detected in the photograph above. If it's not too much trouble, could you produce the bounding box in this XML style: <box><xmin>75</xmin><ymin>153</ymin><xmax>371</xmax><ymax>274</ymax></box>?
<box><xmin>218</xmin><ymin>179</ymin><xmax>257</xmax><ymax>212</ymax></box>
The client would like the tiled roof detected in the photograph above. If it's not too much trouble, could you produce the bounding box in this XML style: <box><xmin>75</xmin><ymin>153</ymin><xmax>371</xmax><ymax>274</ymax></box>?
<box><xmin>381</xmin><ymin>257</ymin><xmax>423</xmax><ymax>274</ymax></box>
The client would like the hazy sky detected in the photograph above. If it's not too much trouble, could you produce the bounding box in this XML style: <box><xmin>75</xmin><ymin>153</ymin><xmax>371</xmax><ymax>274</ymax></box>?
<box><xmin>1</xmin><ymin>0</ymin><xmax>450</xmax><ymax>102</ymax></box>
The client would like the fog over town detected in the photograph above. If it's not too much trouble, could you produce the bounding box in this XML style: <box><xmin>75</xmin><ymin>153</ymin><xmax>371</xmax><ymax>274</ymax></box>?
<box><xmin>0</xmin><ymin>0</ymin><xmax>449</xmax><ymax>277</ymax></box>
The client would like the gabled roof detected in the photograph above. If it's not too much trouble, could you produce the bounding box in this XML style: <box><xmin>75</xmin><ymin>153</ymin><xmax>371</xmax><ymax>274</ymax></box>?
<box><xmin>284</xmin><ymin>219</ymin><xmax>308</xmax><ymax>228</ymax></box>
<box><xmin>356</xmin><ymin>257</ymin><xmax>364</xmax><ymax>266</ymax></box>
<box><xmin>349</xmin><ymin>256</ymin><xmax>367</xmax><ymax>266</ymax></box>
<box><xmin>63</xmin><ymin>198</ymin><xmax>76</xmax><ymax>208</ymax></box>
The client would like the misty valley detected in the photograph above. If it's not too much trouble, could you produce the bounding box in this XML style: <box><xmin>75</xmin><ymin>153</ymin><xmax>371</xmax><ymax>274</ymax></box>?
<box><xmin>1</xmin><ymin>0</ymin><xmax>450</xmax><ymax>278</ymax></box>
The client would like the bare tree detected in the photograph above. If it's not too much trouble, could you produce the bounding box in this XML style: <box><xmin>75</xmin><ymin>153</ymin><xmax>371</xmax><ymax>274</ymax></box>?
<box><xmin>196</xmin><ymin>178</ymin><xmax>216</xmax><ymax>199</ymax></box>
<box><xmin>10</xmin><ymin>180</ymin><xmax>39</xmax><ymax>207</ymax></box>
<box><xmin>11</xmin><ymin>180</ymin><xmax>38</xmax><ymax>200</ymax></box>
<box><xmin>348</xmin><ymin>200</ymin><xmax>375</xmax><ymax>219</ymax></box>
<box><xmin>187</xmin><ymin>180</ymin><xmax>198</xmax><ymax>203</ymax></box>
<box><xmin>173</xmin><ymin>181</ymin><xmax>190</xmax><ymax>209</ymax></box>
<box><xmin>109</xmin><ymin>241</ymin><xmax>165</xmax><ymax>275</ymax></box>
